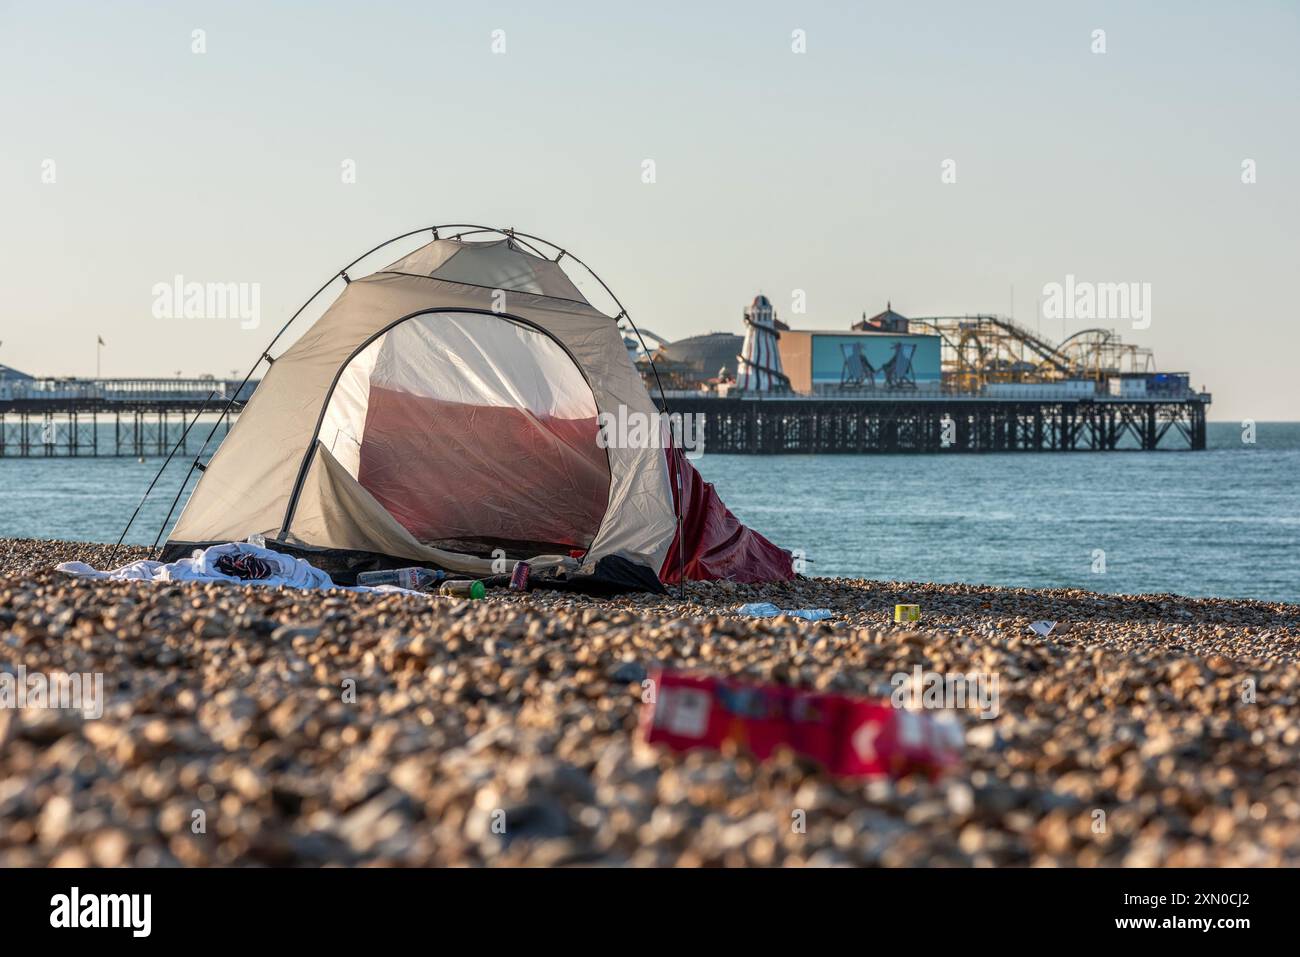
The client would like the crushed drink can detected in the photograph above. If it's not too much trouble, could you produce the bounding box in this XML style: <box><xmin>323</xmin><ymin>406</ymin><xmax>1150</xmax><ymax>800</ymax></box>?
<box><xmin>640</xmin><ymin>669</ymin><xmax>962</xmax><ymax>780</ymax></box>
<box><xmin>509</xmin><ymin>561</ymin><xmax>531</xmax><ymax>592</ymax></box>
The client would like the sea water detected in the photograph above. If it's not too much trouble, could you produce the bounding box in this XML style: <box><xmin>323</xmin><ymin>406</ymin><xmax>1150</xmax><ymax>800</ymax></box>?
<box><xmin>0</xmin><ymin>422</ymin><xmax>1295</xmax><ymax>603</ymax></box>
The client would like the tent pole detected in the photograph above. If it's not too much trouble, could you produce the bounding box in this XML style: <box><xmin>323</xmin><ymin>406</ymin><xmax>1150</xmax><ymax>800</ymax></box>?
<box><xmin>135</xmin><ymin>226</ymin><xmax>448</xmax><ymax>557</ymax></box>
<box><xmin>108</xmin><ymin>389</ymin><xmax>216</xmax><ymax>566</ymax></box>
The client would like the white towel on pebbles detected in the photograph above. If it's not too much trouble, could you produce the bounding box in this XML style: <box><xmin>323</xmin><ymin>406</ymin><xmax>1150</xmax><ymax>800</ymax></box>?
<box><xmin>56</xmin><ymin>542</ymin><xmax>418</xmax><ymax>595</ymax></box>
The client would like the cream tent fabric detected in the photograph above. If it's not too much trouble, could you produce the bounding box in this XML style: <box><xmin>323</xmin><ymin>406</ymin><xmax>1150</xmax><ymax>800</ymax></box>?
<box><xmin>382</xmin><ymin>238</ymin><xmax>587</xmax><ymax>301</ymax></box>
<box><xmin>167</xmin><ymin>238</ymin><xmax>677</xmax><ymax>575</ymax></box>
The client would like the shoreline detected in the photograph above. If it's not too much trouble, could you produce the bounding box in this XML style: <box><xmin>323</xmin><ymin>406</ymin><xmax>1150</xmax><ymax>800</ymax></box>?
<box><xmin>3</xmin><ymin>538</ymin><xmax>1299</xmax><ymax>866</ymax></box>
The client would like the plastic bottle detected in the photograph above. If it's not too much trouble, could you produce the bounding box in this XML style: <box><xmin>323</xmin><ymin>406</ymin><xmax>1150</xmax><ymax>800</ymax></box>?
<box><xmin>356</xmin><ymin>567</ymin><xmax>446</xmax><ymax>590</ymax></box>
<box><xmin>439</xmin><ymin>579</ymin><xmax>486</xmax><ymax>600</ymax></box>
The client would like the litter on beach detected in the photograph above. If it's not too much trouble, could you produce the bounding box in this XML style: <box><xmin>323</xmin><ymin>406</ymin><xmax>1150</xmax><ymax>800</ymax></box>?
<box><xmin>55</xmin><ymin>541</ymin><xmax>424</xmax><ymax>595</ymax></box>
<box><xmin>1029</xmin><ymin>620</ymin><xmax>1062</xmax><ymax>637</ymax></box>
<box><xmin>641</xmin><ymin>669</ymin><xmax>963</xmax><ymax>780</ymax></box>
<box><xmin>735</xmin><ymin>602</ymin><xmax>834</xmax><ymax>621</ymax></box>
<box><xmin>439</xmin><ymin>579</ymin><xmax>486</xmax><ymax>599</ymax></box>
<box><xmin>894</xmin><ymin>604</ymin><xmax>921</xmax><ymax>623</ymax></box>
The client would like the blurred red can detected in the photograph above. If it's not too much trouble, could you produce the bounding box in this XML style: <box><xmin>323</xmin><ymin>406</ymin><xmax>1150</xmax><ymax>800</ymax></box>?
<box><xmin>640</xmin><ymin>669</ymin><xmax>963</xmax><ymax>780</ymax></box>
<box><xmin>509</xmin><ymin>561</ymin><xmax>531</xmax><ymax>592</ymax></box>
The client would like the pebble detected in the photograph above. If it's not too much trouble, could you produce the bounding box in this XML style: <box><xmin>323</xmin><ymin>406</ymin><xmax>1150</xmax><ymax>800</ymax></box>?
<box><xmin>2</xmin><ymin>536</ymin><xmax>1298</xmax><ymax>865</ymax></box>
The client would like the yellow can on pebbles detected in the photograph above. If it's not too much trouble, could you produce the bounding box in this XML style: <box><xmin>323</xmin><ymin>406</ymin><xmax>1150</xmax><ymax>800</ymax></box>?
<box><xmin>894</xmin><ymin>604</ymin><xmax>921</xmax><ymax>623</ymax></box>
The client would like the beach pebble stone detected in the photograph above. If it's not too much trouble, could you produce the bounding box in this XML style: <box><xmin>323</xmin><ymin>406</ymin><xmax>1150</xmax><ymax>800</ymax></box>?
<box><xmin>1</xmin><ymin>537</ymin><xmax>1298</xmax><ymax>866</ymax></box>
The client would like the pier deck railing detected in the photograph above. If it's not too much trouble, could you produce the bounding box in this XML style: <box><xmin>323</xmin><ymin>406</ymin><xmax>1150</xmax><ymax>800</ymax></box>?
<box><xmin>660</xmin><ymin>386</ymin><xmax>1212</xmax><ymax>404</ymax></box>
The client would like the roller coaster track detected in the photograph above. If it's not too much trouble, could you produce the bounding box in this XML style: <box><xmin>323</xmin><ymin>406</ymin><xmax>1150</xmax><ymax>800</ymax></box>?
<box><xmin>910</xmin><ymin>314</ymin><xmax>1073</xmax><ymax>377</ymax></box>
<box><xmin>985</xmin><ymin>316</ymin><xmax>1072</xmax><ymax>373</ymax></box>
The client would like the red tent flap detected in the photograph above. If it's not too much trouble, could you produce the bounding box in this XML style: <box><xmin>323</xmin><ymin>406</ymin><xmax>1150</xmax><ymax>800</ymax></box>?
<box><xmin>660</xmin><ymin>447</ymin><xmax>794</xmax><ymax>584</ymax></box>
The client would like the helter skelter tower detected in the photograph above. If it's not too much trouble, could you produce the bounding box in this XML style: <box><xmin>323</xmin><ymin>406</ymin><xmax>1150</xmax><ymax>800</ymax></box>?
<box><xmin>735</xmin><ymin>294</ymin><xmax>791</xmax><ymax>392</ymax></box>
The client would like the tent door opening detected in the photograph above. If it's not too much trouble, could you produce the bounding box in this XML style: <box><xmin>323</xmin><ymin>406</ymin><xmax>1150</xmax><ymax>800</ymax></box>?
<box><xmin>291</xmin><ymin>309</ymin><xmax>612</xmax><ymax>559</ymax></box>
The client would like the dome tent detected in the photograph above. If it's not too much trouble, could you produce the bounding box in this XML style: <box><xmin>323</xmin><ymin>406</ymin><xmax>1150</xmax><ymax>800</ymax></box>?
<box><xmin>159</xmin><ymin>226</ymin><xmax>793</xmax><ymax>591</ymax></box>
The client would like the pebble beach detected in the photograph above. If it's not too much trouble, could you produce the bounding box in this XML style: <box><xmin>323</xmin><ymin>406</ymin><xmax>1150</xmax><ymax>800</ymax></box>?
<box><xmin>3</xmin><ymin>537</ymin><xmax>1299</xmax><ymax>867</ymax></box>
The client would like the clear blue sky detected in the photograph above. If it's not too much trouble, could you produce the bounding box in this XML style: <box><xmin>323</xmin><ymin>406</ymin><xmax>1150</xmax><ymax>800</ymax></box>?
<box><xmin>2</xmin><ymin>0</ymin><xmax>1296</xmax><ymax>420</ymax></box>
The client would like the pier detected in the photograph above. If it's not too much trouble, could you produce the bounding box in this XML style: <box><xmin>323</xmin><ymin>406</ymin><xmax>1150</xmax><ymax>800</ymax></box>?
<box><xmin>642</xmin><ymin>304</ymin><xmax>1214</xmax><ymax>453</ymax></box>
<box><xmin>653</xmin><ymin>390</ymin><xmax>1211</xmax><ymax>453</ymax></box>
<box><xmin>0</xmin><ymin>377</ymin><xmax>255</xmax><ymax>458</ymax></box>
